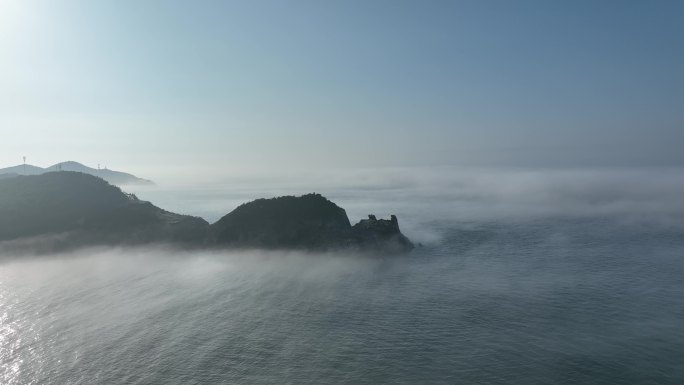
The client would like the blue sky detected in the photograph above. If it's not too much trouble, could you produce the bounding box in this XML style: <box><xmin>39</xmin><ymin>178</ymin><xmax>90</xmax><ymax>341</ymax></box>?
<box><xmin>1</xmin><ymin>0</ymin><xmax>682</xmax><ymax>176</ymax></box>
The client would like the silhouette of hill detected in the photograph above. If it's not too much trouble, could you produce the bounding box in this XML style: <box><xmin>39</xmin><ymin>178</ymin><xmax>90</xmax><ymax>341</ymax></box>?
<box><xmin>0</xmin><ymin>161</ymin><xmax>153</xmax><ymax>185</ymax></box>
<box><xmin>0</xmin><ymin>172</ymin><xmax>207</xmax><ymax>251</ymax></box>
<box><xmin>211</xmin><ymin>193</ymin><xmax>353</xmax><ymax>249</ymax></box>
<box><xmin>0</xmin><ymin>164</ymin><xmax>44</xmax><ymax>175</ymax></box>
<box><xmin>210</xmin><ymin>193</ymin><xmax>414</xmax><ymax>252</ymax></box>
<box><xmin>0</xmin><ymin>173</ymin><xmax>413</xmax><ymax>254</ymax></box>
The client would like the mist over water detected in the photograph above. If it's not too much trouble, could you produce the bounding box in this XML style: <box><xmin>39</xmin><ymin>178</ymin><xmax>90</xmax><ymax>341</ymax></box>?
<box><xmin>2</xmin><ymin>167</ymin><xmax>684</xmax><ymax>384</ymax></box>
<box><xmin>130</xmin><ymin>166</ymin><xmax>684</xmax><ymax>240</ymax></box>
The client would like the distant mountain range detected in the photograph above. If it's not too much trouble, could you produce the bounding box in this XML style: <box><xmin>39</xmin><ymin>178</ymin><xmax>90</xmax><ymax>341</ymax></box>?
<box><xmin>0</xmin><ymin>161</ymin><xmax>153</xmax><ymax>185</ymax></box>
<box><xmin>0</xmin><ymin>173</ymin><xmax>19</xmax><ymax>180</ymax></box>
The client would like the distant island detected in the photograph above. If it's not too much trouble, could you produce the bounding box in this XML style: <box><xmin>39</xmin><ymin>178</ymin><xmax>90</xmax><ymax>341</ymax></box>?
<box><xmin>0</xmin><ymin>161</ymin><xmax>153</xmax><ymax>186</ymax></box>
<box><xmin>0</xmin><ymin>172</ymin><xmax>413</xmax><ymax>255</ymax></box>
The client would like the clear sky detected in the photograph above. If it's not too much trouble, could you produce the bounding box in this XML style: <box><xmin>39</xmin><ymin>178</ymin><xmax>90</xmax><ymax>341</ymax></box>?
<box><xmin>1</xmin><ymin>0</ymin><xmax>682</xmax><ymax>177</ymax></box>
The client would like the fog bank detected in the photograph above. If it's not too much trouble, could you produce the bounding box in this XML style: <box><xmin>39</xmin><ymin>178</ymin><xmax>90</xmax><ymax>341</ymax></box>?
<box><xmin>123</xmin><ymin>167</ymin><xmax>684</xmax><ymax>244</ymax></box>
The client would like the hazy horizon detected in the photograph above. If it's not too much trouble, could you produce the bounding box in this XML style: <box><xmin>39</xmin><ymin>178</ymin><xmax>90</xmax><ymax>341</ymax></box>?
<box><xmin>2</xmin><ymin>2</ymin><xmax>684</xmax><ymax>383</ymax></box>
<box><xmin>2</xmin><ymin>0</ymin><xmax>683</xmax><ymax>176</ymax></box>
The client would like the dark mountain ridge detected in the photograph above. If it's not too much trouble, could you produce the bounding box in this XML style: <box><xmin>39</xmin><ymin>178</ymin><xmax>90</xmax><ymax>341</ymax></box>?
<box><xmin>0</xmin><ymin>172</ymin><xmax>413</xmax><ymax>254</ymax></box>
<box><xmin>0</xmin><ymin>172</ymin><xmax>207</xmax><ymax>252</ymax></box>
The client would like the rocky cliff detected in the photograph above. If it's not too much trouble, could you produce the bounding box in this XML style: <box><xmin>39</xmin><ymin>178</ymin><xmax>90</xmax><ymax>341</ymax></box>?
<box><xmin>352</xmin><ymin>215</ymin><xmax>415</xmax><ymax>253</ymax></box>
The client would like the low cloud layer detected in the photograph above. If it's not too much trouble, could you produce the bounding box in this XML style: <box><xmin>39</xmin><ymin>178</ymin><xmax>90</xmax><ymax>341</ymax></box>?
<box><xmin>128</xmin><ymin>167</ymin><xmax>684</xmax><ymax>243</ymax></box>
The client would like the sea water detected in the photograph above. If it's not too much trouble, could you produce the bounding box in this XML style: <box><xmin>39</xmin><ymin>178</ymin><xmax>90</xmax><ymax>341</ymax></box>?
<box><xmin>2</xmin><ymin>168</ymin><xmax>683</xmax><ymax>384</ymax></box>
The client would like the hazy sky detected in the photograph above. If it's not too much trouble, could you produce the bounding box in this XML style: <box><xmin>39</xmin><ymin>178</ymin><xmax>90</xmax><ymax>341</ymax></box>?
<box><xmin>1</xmin><ymin>0</ymin><xmax>682</xmax><ymax>177</ymax></box>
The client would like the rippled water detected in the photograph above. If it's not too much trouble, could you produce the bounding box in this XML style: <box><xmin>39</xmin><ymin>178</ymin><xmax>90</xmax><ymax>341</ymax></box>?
<box><xmin>2</xmin><ymin>169</ymin><xmax>684</xmax><ymax>384</ymax></box>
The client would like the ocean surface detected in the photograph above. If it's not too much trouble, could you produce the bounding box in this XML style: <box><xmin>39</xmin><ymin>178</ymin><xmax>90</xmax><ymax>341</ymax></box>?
<box><xmin>1</xmin><ymin>168</ymin><xmax>684</xmax><ymax>384</ymax></box>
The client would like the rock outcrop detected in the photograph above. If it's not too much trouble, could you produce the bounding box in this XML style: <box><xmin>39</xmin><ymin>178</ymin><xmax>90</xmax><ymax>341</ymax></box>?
<box><xmin>352</xmin><ymin>214</ymin><xmax>414</xmax><ymax>253</ymax></box>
